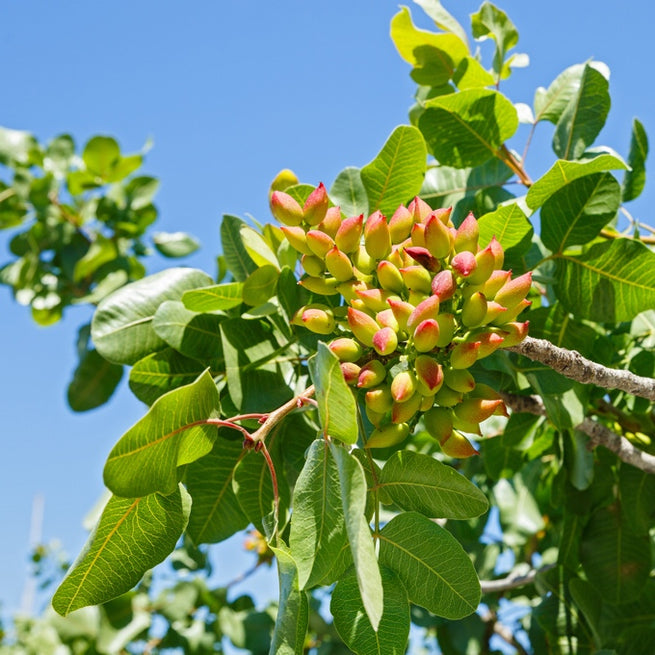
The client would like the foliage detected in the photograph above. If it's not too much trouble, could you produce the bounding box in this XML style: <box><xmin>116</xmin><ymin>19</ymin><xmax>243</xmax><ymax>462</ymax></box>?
<box><xmin>2</xmin><ymin>1</ymin><xmax>655</xmax><ymax>653</ymax></box>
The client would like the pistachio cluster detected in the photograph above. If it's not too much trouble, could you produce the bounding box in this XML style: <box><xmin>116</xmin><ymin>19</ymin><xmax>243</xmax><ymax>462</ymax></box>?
<box><xmin>271</xmin><ymin>183</ymin><xmax>531</xmax><ymax>456</ymax></box>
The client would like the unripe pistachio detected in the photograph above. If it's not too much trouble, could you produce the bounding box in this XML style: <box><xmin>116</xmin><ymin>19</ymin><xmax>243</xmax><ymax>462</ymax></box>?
<box><xmin>424</xmin><ymin>212</ymin><xmax>453</xmax><ymax>258</ymax></box>
<box><xmin>423</xmin><ymin>406</ymin><xmax>454</xmax><ymax>443</ymax></box>
<box><xmin>352</xmin><ymin>267</ymin><xmax>374</xmax><ymax>284</ymax></box>
<box><xmin>329</xmin><ymin>337</ymin><xmax>364</xmax><ymax>362</ymax></box>
<box><xmin>430</xmin><ymin>207</ymin><xmax>454</xmax><ymax>226</ymax></box>
<box><xmin>303</xmin><ymin>182</ymin><xmax>329</xmax><ymax>226</ymax></box>
<box><xmin>300</xmin><ymin>308</ymin><xmax>335</xmax><ymax>335</ymax></box>
<box><xmin>440</xmin><ymin>429</ymin><xmax>479</xmax><ymax>458</ymax></box>
<box><xmin>450</xmin><ymin>340</ymin><xmax>481</xmax><ymax>369</ymax></box>
<box><xmin>483</xmin><ymin>301</ymin><xmax>508</xmax><ymax>325</ymax></box>
<box><xmin>420</xmin><ymin>395</ymin><xmax>435</xmax><ymax>411</ymax></box>
<box><xmin>461</xmin><ymin>291</ymin><xmax>488</xmax><ymax>328</ymax></box>
<box><xmin>495</xmin><ymin>272</ymin><xmax>533</xmax><ymax>310</ymax></box>
<box><xmin>399</xmin><ymin>265</ymin><xmax>432</xmax><ymax>294</ymax></box>
<box><xmin>306</xmin><ymin>230</ymin><xmax>335</xmax><ymax>258</ymax></box>
<box><xmin>390</xmin><ymin>370</ymin><xmax>417</xmax><ymax>403</ymax></box>
<box><xmin>387</xmin><ymin>297</ymin><xmax>414</xmax><ymax>332</ymax></box>
<box><xmin>377</xmin><ymin>260</ymin><xmax>405</xmax><ymax>294</ymax></box>
<box><xmin>366</xmin><ymin>422</ymin><xmax>410</xmax><ymax>449</ymax></box>
<box><xmin>410</xmin><ymin>223</ymin><xmax>426</xmax><ymax>247</ymax></box>
<box><xmin>392</xmin><ymin>393</ymin><xmax>422</xmax><ymax>424</ymax></box>
<box><xmin>318</xmin><ymin>206</ymin><xmax>342</xmax><ymax>238</ymax></box>
<box><xmin>387</xmin><ymin>246</ymin><xmax>410</xmax><ymax>269</ymax></box>
<box><xmin>451</xmin><ymin>251</ymin><xmax>477</xmax><ymax>278</ymax></box>
<box><xmin>499</xmin><ymin>320</ymin><xmax>529</xmax><ymax>347</ymax></box>
<box><xmin>476</xmin><ymin>331</ymin><xmax>505</xmax><ymax>358</ymax></box>
<box><xmin>301</xmin><ymin>254</ymin><xmax>325</xmax><ymax>277</ymax></box>
<box><xmin>435</xmin><ymin>313</ymin><xmax>457</xmax><ymax>347</ymax></box>
<box><xmin>407</xmin><ymin>290</ymin><xmax>429</xmax><ymax>307</ymax></box>
<box><xmin>406</xmin><ymin>295</ymin><xmax>440</xmax><ymax>332</ymax></box>
<box><xmin>468</xmin><ymin>383</ymin><xmax>501</xmax><ymax>400</ymax></box>
<box><xmin>494</xmin><ymin>299</ymin><xmax>531</xmax><ymax>324</ymax></box>
<box><xmin>376</xmin><ymin>308</ymin><xmax>399</xmax><ymax>332</ymax></box>
<box><xmin>364</xmin><ymin>211</ymin><xmax>391</xmax><ymax>259</ymax></box>
<box><xmin>489</xmin><ymin>236</ymin><xmax>504</xmax><ymax>269</ymax></box>
<box><xmin>365</xmin><ymin>406</ymin><xmax>386</xmax><ymax>428</ymax></box>
<box><xmin>270</xmin><ymin>190</ymin><xmax>304</xmax><ymax>226</ymax></box>
<box><xmin>356</xmin><ymin>288</ymin><xmax>398</xmax><ymax>313</ymax></box>
<box><xmin>434</xmin><ymin>384</ymin><xmax>464</xmax><ymax>407</ymax></box>
<box><xmin>404</xmin><ymin>246</ymin><xmax>441</xmax><ymax>272</ymax></box>
<box><xmin>466</xmin><ymin>244</ymin><xmax>496</xmax><ymax>285</ymax></box>
<box><xmin>340</xmin><ymin>362</ymin><xmax>361</xmax><ymax>386</ymax></box>
<box><xmin>408</xmin><ymin>196</ymin><xmax>432</xmax><ymax>223</ymax></box>
<box><xmin>389</xmin><ymin>205</ymin><xmax>414</xmax><ymax>243</ymax></box>
<box><xmin>452</xmin><ymin>413</ymin><xmax>482</xmax><ymax>436</ymax></box>
<box><xmin>443</xmin><ymin>367</ymin><xmax>475</xmax><ymax>393</ymax></box>
<box><xmin>269</xmin><ymin>168</ymin><xmax>298</xmax><ymax>195</ymax></box>
<box><xmin>299</xmin><ymin>276</ymin><xmax>340</xmax><ymax>296</ymax></box>
<box><xmin>413</xmin><ymin>319</ymin><xmax>441</xmax><ymax>352</ymax></box>
<box><xmin>372</xmin><ymin>326</ymin><xmax>398</xmax><ymax>356</ymax></box>
<box><xmin>325</xmin><ymin>246</ymin><xmax>354</xmax><ymax>282</ymax></box>
<box><xmin>482</xmin><ymin>269</ymin><xmax>512</xmax><ymax>298</ymax></box>
<box><xmin>454</xmin><ymin>212</ymin><xmax>479</xmax><ymax>253</ymax></box>
<box><xmin>358</xmin><ymin>360</ymin><xmax>387</xmax><ymax>388</ymax></box>
<box><xmin>431</xmin><ymin>269</ymin><xmax>456</xmax><ymax>301</ymax></box>
<box><xmin>338</xmin><ymin>279</ymin><xmax>370</xmax><ymax>303</ymax></box>
<box><xmin>414</xmin><ymin>355</ymin><xmax>444</xmax><ymax>394</ymax></box>
<box><xmin>335</xmin><ymin>214</ymin><xmax>364</xmax><ymax>253</ymax></box>
<box><xmin>454</xmin><ymin>397</ymin><xmax>508</xmax><ymax>423</ymax></box>
<box><xmin>347</xmin><ymin>307</ymin><xmax>379</xmax><ymax>347</ymax></box>
<box><xmin>280</xmin><ymin>225</ymin><xmax>312</xmax><ymax>256</ymax></box>
<box><xmin>365</xmin><ymin>385</ymin><xmax>394</xmax><ymax>414</ymax></box>
<box><xmin>352</xmin><ymin>244</ymin><xmax>377</xmax><ymax>274</ymax></box>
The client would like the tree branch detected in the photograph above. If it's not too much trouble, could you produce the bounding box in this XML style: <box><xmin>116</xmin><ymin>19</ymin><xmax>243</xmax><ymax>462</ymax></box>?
<box><xmin>500</xmin><ymin>391</ymin><xmax>655</xmax><ymax>475</ymax></box>
<box><xmin>508</xmin><ymin>336</ymin><xmax>655</xmax><ymax>402</ymax></box>
<box><xmin>480</xmin><ymin>564</ymin><xmax>554</xmax><ymax>594</ymax></box>
<box><xmin>250</xmin><ymin>386</ymin><xmax>315</xmax><ymax>443</ymax></box>
<box><xmin>479</xmin><ymin>607</ymin><xmax>530</xmax><ymax>655</ymax></box>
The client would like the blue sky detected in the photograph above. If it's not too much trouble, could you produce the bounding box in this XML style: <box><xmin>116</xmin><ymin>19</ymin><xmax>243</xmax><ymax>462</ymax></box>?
<box><xmin>1</xmin><ymin>0</ymin><xmax>653</xmax><ymax>620</ymax></box>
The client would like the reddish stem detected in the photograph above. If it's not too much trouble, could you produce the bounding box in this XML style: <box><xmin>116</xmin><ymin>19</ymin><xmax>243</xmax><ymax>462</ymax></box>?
<box><xmin>258</xmin><ymin>440</ymin><xmax>280</xmax><ymax>533</ymax></box>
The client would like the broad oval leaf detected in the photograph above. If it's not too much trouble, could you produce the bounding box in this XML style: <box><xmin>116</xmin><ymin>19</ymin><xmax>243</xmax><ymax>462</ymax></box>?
<box><xmin>182</xmin><ymin>282</ymin><xmax>244</xmax><ymax>312</ymax></box>
<box><xmin>554</xmin><ymin>239</ymin><xmax>655</xmax><ymax>322</ymax></box>
<box><xmin>330</xmin><ymin>167</ymin><xmax>368</xmax><ymax>217</ymax></box>
<box><xmin>361</xmin><ymin>125</ymin><xmax>427</xmax><ymax>217</ymax></box>
<box><xmin>413</xmin><ymin>0</ymin><xmax>469</xmax><ymax>48</ymax></box>
<box><xmin>52</xmin><ymin>485</ymin><xmax>190</xmax><ymax>616</ymax></box>
<box><xmin>623</xmin><ymin>118</ymin><xmax>648</xmax><ymax>202</ymax></box>
<box><xmin>541</xmin><ymin>172</ymin><xmax>621</xmax><ymax>253</ymax></box>
<box><xmin>104</xmin><ymin>370</ymin><xmax>220</xmax><ymax>497</ymax></box>
<box><xmin>478</xmin><ymin>202</ymin><xmax>533</xmax><ymax>254</ymax></box>
<box><xmin>419</xmin><ymin>88</ymin><xmax>518</xmax><ymax>168</ymax></box>
<box><xmin>379</xmin><ymin>450</ymin><xmax>489</xmax><ymax>519</ymax></box>
<box><xmin>240</xmin><ymin>225</ymin><xmax>279</xmax><ymax>269</ymax></box>
<box><xmin>220</xmin><ymin>214</ymin><xmax>258</xmax><ymax>282</ymax></box>
<box><xmin>307</xmin><ymin>342</ymin><xmax>358</xmax><ymax>444</ymax></box>
<box><xmin>92</xmin><ymin>268</ymin><xmax>213</xmax><ymax>365</ymax></box>
<box><xmin>242</xmin><ymin>265</ymin><xmax>279</xmax><ymax>306</ymax></box>
<box><xmin>331</xmin><ymin>568</ymin><xmax>410</xmax><ymax>655</ymax></box>
<box><xmin>67</xmin><ymin>348</ymin><xmax>123</xmax><ymax>412</ymax></box>
<box><xmin>152</xmin><ymin>231</ymin><xmax>200</xmax><ymax>258</ymax></box>
<box><xmin>379</xmin><ymin>512</ymin><xmax>480</xmax><ymax>619</ymax></box>
<box><xmin>82</xmin><ymin>136</ymin><xmax>120</xmax><ymax>178</ymax></box>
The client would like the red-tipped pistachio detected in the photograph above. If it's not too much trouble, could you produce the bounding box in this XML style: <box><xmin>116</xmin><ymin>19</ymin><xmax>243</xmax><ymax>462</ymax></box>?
<box><xmin>443</xmin><ymin>367</ymin><xmax>475</xmax><ymax>393</ymax></box>
<box><xmin>364</xmin><ymin>211</ymin><xmax>391</xmax><ymax>259</ymax></box>
<box><xmin>347</xmin><ymin>307</ymin><xmax>380</xmax><ymax>347</ymax></box>
<box><xmin>440</xmin><ymin>430</ymin><xmax>479</xmax><ymax>458</ymax></box>
<box><xmin>399</xmin><ymin>265</ymin><xmax>432</xmax><ymax>294</ymax></box>
<box><xmin>431</xmin><ymin>269</ymin><xmax>456</xmax><ymax>300</ymax></box>
<box><xmin>406</xmin><ymin>295</ymin><xmax>440</xmax><ymax>332</ymax></box>
<box><xmin>340</xmin><ymin>362</ymin><xmax>361</xmax><ymax>386</ymax></box>
<box><xmin>325</xmin><ymin>246</ymin><xmax>354</xmax><ymax>282</ymax></box>
<box><xmin>415</xmin><ymin>355</ymin><xmax>444</xmax><ymax>394</ymax></box>
<box><xmin>495</xmin><ymin>272</ymin><xmax>533</xmax><ymax>309</ymax></box>
<box><xmin>389</xmin><ymin>205</ymin><xmax>414</xmax><ymax>244</ymax></box>
<box><xmin>408</xmin><ymin>196</ymin><xmax>432</xmax><ymax>223</ymax></box>
<box><xmin>358</xmin><ymin>360</ymin><xmax>387</xmax><ymax>388</ymax></box>
<box><xmin>366</xmin><ymin>422</ymin><xmax>410</xmax><ymax>449</ymax></box>
<box><xmin>450</xmin><ymin>341</ymin><xmax>481</xmax><ymax>369</ymax></box>
<box><xmin>335</xmin><ymin>214</ymin><xmax>364</xmax><ymax>253</ymax></box>
<box><xmin>404</xmin><ymin>246</ymin><xmax>440</xmax><ymax>272</ymax></box>
<box><xmin>390</xmin><ymin>370</ymin><xmax>417</xmax><ymax>403</ymax></box>
<box><xmin>392</xmin><ymin>393</ymin><xmax>422</xmax><ymax>424</ymax></box>
<box><xmin>451</xmin><ymin>251</ymin><xmax>477</xmax><ymax>278</ymax></box>
<box><xmin>302</xmin><ymin>183</ymin><xmax>329</xmax><ymax>226</ymax></box>
<box><xmin>413</xmin><ymin>319</ymin><xmax>440</xmax><ymax>352</ymax></box>
<box><xmin>300</xmin><ymin>307</ymin><xmax>335</xmax><ymax>335</ymax></box>
<box><xmin>376</xmin><ymin>308</ymin><xmax>400</xmax><ymax>332</ymax></box>
<box><xmin>318</xmin><ymin>206</ymin><xmax>342</xmax><ymax>238</ymax></box>
<box><xmin>377</xmin><ymin>260</ymin><xmax>405</xmax><ymax>293</ymax></box>
<box><xmin>271</xmin><ymin>190</ymin><xmax>304</xmax><ymax>226</ymax></box>
<box><xmin>387</xmin><ymin>297</ymin><xmax>414</xmax><ymax>332</ymax></box>
<box><xmin>372</xmin><ymin>327</ymin><xmax>398</xmax><ymax>356</ymax></box>
<box><xmin>365</xmin><ymin>385</ymin><xmax>394</xmax><ymax>414</ymax></box>
<box><xmin>500</xmin><ymin>320</ymin><xmax>529</xmax><ymax>347</ymax></box>
<box><xmin>424</xmin><ymin>212</ymin><xmax>453</xmax><ymax>258</ymax></box>
<box><xmin>454</xmin><ymin>212</ymin><xmax>479</xmax><ymax>253</ymax></box>
<box><xmin>306</xmin><ymin>229</ymin><xmax>335</xmax><ymax>258</ymax></box>
<box><xmin>329</xmin><ymin>337</ymin><xmax>364</xmax><ymax>362</ymax></box>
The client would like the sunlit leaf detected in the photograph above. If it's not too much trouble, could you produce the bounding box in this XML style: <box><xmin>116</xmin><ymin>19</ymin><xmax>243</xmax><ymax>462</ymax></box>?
<box><xmin>623</xmin><ymin>118</ymin><xmax>648</xmax><ymax>202</ymax></box>
<box><xmin>221</xmin><ymin>214</ymin><xmax>258</xmax><ymax>282</ymax></box>
<box><xmin>477</xmin><ymin>202</ymin><xmax>533</xmax><ymax>254</ymax></box>
<box><xmin>152</xmin><ymin>231</ymin><xmax>200</xmax><ymax>258</ymax></box>
<box><xmin>182</xmin><ymin>282</ymin><xmax>244</xmax><ymax>312</ymax></box>
<box><xmin>67</xmin><ymin>348</ymin><xmax>123</xmax><ymax>412</ymax></box>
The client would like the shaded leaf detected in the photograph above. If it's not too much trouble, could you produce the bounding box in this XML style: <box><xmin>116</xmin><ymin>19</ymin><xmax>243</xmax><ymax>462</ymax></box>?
<box><xmin>221</xmin><ymin>215</ymin><xmax>258</xmax><ymax>282</ymax></box>
<box><xmin>330</xmin><ymin>167</ymin><xmax>368</xmax><ymax>217</ymax></box>
<box><xmin>67</xmin><ymin>348</ymin><xmax>123</xmax><ymax>412</ymax></box>
<box><xmin>623</xmin><ymin>118</ymin><xmax>648</xmax><ymax>202</ymax></box>
<box><xmin>619</xmin><ymin>465</ymin><xmax>655</xmax><ymax>536</ymax></box>
<box><xmin>152</xmin><ymin>231</ymin><xmax>200</xmax><ymax>258</ymax></box>
<box><xmin>242</xmin><ymin>265</ymin><xmax>279</xmax><ymax>306</ymax></box>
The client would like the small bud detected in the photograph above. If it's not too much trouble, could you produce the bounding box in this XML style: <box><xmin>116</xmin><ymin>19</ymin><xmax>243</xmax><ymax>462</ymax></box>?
<box><xmin>454</xmin><ymin>398</ymin><xmax>507</xmax><ymax>423</ymax></box>
<box><xmin>376</xmin><ymin>308</ymin><xmax>399</xmax><ymax>332</ymax></box>
<box><xmin>306</xmin><ymin>229</ymin><xmax>335</xmax><ymax>258</ymax></box>
<box><xmin>299</xmin><ymin>276</ymin><xmax>340</xmax><ymax>296</ymax></box>
<box><xmin>423</xmin><ymin>407</ymin><xmax>454</xmax><ymax>443</ymax></box>
<box><xmin>461</xmin><ymin>292</ymin><xmax>488</xmax><ymax>328</ymax></box>
<box><xmin>435</xmin><ymin>313</ymin><xmax>457</xmax><ymax>347</ymax></box>
<box><xmin>495</xmin><ymin>299</ymin><xmax>531</xmax><ymax>324</ymax></box>
<box><xmin>404</xmin><ymin>246</ymin><xmax>440</xmax><ymax>272</ymax></box>
<box><xmin>499</xmin><ymin>320</ymin><xmax>529</xmax><ymax>347</ymax></box>
<box><xmin>495</xmin><ymin>272</ymin><xmax>533</xmax><ymax>310</ymax></box>
<box><xmin>454</xmin><ymin>212</ymin><xmax>479</xmax><ymax>253</ymax></box>
<box><xmin>390</xmin><ymin>370</ymin><xmax>417</xmax><ymax>403</ymax></box>
<box><xmin>335</xmin><ymin>214</ymin><xmax>364</xmax><ymax>253</ymax></box>
<box><xmin>347</xmin><ymin>307</ymin><xmax>380</xmax><ymax>347</ymax></box>
<box><xmin>389</xmin><ymin>205</ymin><xmax>414</xmax><ymax>244</ymax></box>
<box><xmin>440</xmin><ymin>429</ymin><xmax>479</xmax><ymax>458</ymax></box>
<box><xmin>301</xmin><ymin>254</ymin><xmax>325</xmax><ymax>277</ymax></box>
<box><xmin>408</xmin><ymin>196</ymin><xmax>432</xmax><ymax>223</ymax></box>
<box><xmin>352</xmin><ymin>244</ymin><xmax>377</xmax><ymax>274</ymax></box>
<box><xmin>365</xmin><ymin>385</ymin><xmax>394</xmax><ymax>414</ymax></box>
<box><xmin>431</xmin><ymin>269</ymin><xmax>456</xmax><ymax>301</ymax></box>
<box><xmin>476</xmin><ymin>331</ymin><xmax>505</xmax><ymax>358</ymax></box>
<box><xmin>434</xmin><ymin>385</ymin><xmax>464</xmax><ymax>407</ymax></box>
<box><xmin>366</xmin><ymin>423</ymin><xmax>410</xmax><ymax>449</ymax></box>
<box><xmin>329</xmin><ymin>337</ymin><xmax>364</xmax><ymax>363</ymax></box>
<box><xmin>340</xmin><ymin>362</ymin><xmax>361</xmax><ymax>386</ymax></box>
<box><xmin>413</xmin><ymin>319</ymin><xmax>441</xmax><ymax>352</ymax></box>
<box><xmin>318</xmin><ymin>206</ymin><xmax>342</xmax><ymax>238</ymax></box>
<box><xmin>450</xmin><ymin>341</ymin><xmax>481</xmax><ymax>369</ymax></box>
<box><xmin>300</xmin><ymin>308</ymin><xmax>335</xmax><ymax>335</ymax></box>
<box><xmin>451</xmin><ymin>251</ymin><xmax>477</xmax><ymax>277</ymax></box>
<box><xmin>387</xmin><ymin>297</ymin><xmax>414</xmax><ymax>332</ymax></box>
<box><xmin>424</xmin><ymin>212</ymin><xmax>453</xmax><ymax>258</ymax></box>
<box><xmin>406</xmin><ymin>295</ymin><xmax>440</xmax><ymax>332</ymax></box>
<box><xmin>410</xmin><ymin>222</ymin><xmax>427</xmax><ymax>248</ymax></box>
<box><xmin>364</xmin><ymin>211</ymin><xmax>391</xmax><ymax>259</ymax></box>
<box><xmin>270</xmin><ymin>190</ymin><xmax>303</xmax><ymax>226</ymax></box>
<box><xmin>303</xmin><ymin>182</ymin><xmax>329</xmax><ymax>226</ymax></box>
<box><xmin>372</xmin><ymin>326</ymin><xmax>398</xmax><ymax>356</ymax></box>
<box><xmin>489</xmin><ymin>236</ymin><xmax>504</xmax><ymax>269</ymax></box>
<box><xmin>443</xmin><ymin>367</ymin><xmax>475</xmax><ymax>393</ymax></box>
<box><xmin>325</xmin><ymin>246</ymin><xmax>354</xmax><ymax>282</ymax></box>
<box><xmin>392</xmin><ymin>393</ymin><xmax>422</xmax><ymax>424</ymax></box>
<box><xmin>358</xmin><ymin>360</ymin><xmax>387</xmax><ymax>388</ymax></box>
<box><xmin>415</xmin><ymin>355</ymin><xmax>444</xmax><ymax>394</ymax></box>
<box><xmin>387</xmin><ymin>246</ymin><xmax>410</xmax><ymax>269</ymax></box>
<box><xmin>356</xmin><ymin>288</ymin><xmax>398</xmax><ymax>313</ymax></box>
<box><xmin>377</xmin><ymin>260</ymin><xmax>405</xmax><ymax>294</ymax></box>
<box><xmin>280</xmin><ymin>225</ymin><xmax>313</xmax><ymax>256</ymax></box>
<box><xmin>466</xmin><ymin>244</ymin><xmax>496</xmax><ymax>285</ymax></box>
<box><xmin>399</xmin><ymin>265</ymin><xmax>432</xmax><ymax>294</ymax></box>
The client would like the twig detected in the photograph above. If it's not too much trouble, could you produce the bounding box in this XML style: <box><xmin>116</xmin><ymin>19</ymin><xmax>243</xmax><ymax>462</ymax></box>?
<box><xmin>479</xmin><ymin>607</ymin><xmax>530</xmax><ymax>655</ymax></box>
<box><xmin>508</xmin><ymin>336</ymin><xmax>655</xmax><ymax>402</ymax></box>
<box><xmin>500</xmin><ymin>391</ymin><xmax>655</xmax><ymax>475</ymax></box>
<box><xmin>600</xmin><ymin>227</ymin><xmax>655</xmax><ymax>245</ymax></box>
<box><xmin>480</xmin><ymin>564</ymin><xmax>554</xmax><ymax>594</ymax></box>
<box><xmin>250</xmin><ymin>386</ymin><xmax>315</xmax><ymax>444</ymax></box>
<box><xmin>0</xmin><ymin>187</ymin><xmax>16</xmax><ymax>203</ymax></box>
<box><xmin>497</xmin><ymin>144</ymin><xmax>533</xmax><ymax>187</ymax></box>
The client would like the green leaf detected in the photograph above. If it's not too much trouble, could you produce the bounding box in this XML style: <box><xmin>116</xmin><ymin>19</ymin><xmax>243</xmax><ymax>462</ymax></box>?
<box><xmin>541</xmin><ymin>172</ymin><xmax>621</xmax><ymax>253</ymax></box>
<box><xmin>580</xmin><ymin>504</ymin><xmax>651</xmax><ymax>604</ymax></box>
<box><xmin>242</xmin><ymin>265</ymin><xmax>280</xmax><ymax>306</ymax></box>
<box><xmin>104</xmin><ymin>370</ymin><xmax>220</xmax><ymax>497</ymax></box>
<box><xmin>482</xmin><ymin>437</ymin><xmax>524</xmax><ymax>481</ymax></box>
<box><xmin>552</xmin><ymin>64</ymin><xmax>610</xmax><ymax>160</ymax></box>
<box><xmin>413</xmin><ymin>0</ymin><xmax>469</xmax><ymax>49</ymax></box>
<box><xmin>452</xmin><ymin>56</ymin><xmax>495</xmax><ymax>90</ymax></box>
<box><xmin>52</xmin><ymin>485</ymin><xmax>190</xmax><ymax>616</ymax></box>
<box><xmin>129</xmin><ymin>348</ymin><xmax>208</xmax><ymax>406</ymax></box>
<box><xmin>73</xmin><ymin>235</ymin><xmax>117</xmax><ymax>282</ymax></box>
<box><xmin>182</xmin><ymin>282</ymin><xmax>244</xmax><ymax>312</ymax></box>
<box><xmin>106</xmin><ymin>154</ymin><xmax>142</xmax><ymax>183</ymax></box>
<box><xmin>361</xmin><ymin>125</ymin><xmax>427</xmax><ymax>216</ymax></box>
<box><xmin>619</xmin><ymin>465</ymin><xmax>655</xmax><ymax>536</ymax></box>
<box><xmin>83</xmin><ymin>136</ymin><xmax>120</xmax><ymax>178</ymax></box>
<box><xmin>419</xmin><ymin>89</ymin><xmax>518</xmax><ymax>167</ymax></box>
<box><xmin>91</xmin><ymin>268</ymin><xmax>213</xmax><ymax>365</ymax></box>
<box><xmin>0</xmin><ymin>126</ymin><xmax>37</xmax><ymax>165</ymax></box>
<box><xmin>330</xmin><ymin>444</ymin><xmax>383</xmax><ymax>630</ymax></box>
<box><xmin>152</xmin><ymin>232</ymin><xmax>200</xmax><ymax>258</ymax></box>
<box><xmin>554</xmin><ymin>239</ymin><xmax>655</xmax><ymax>322</ymax></box>
<box><xmin>494</xmin><ymin>477</ymin><xmax>545</xmax><ymax>547</ymax></box>
<box><xmin>307</xmin><ymin>343</ymin><xmax>358</xmax><ymax>444</ymax></box>
<box><xmin>269</xmin><ymin>547</ymin><xmax>309</xmax><ymax>655</ymax></box>
<box><xmin>378</xmin><ymin>512</ymin><xmax>480</xmax><ymax>619</ymax></box>
<box><xmin>67</xmin><ymin>349</ymin><xmax>123</xmax><ymax>412</ymax></box>
<box><xmin>331</xmin><ymin>568</ymin><xmax>410</xmax><ymax>655</ymax></box>
<box><xmin>289</xmin><ymin>440</ymin><xmax>349</xmax><ymax>589</ymax></box>
<box><xmin>623</xmin><ymin>118</ymin><xmax>648</xmax><ymax>202</ymax></box>
<box><xmin>240</xmin><ymin>225</ymin><xmax>279</xmax><ymax>269</ymax></box>
<box><xmin>379</xmin><ymin>450</ymin><xmax>489</xmax><ymax>519</ymax></box>
<box><xmin>567</xmin><ymin>430</ymin><xmax>595</xmax><ymax>491</ymax></box>
<box><xmin>526</xmin><ymin>153</ymin><xmax>628</xmax><ymax>209</ymax></box>
<box><xmin>152</xmin><ymin>300</ymin><xmax>223</xmax><ymax>361</ymax></box>
<box><xmin>186</xmin><ymin>437</ymin><xmax>249</xmax><ymax>544</ymax></box>
<box><xmin>330</xmin><ymin>167</ymin><xmax>369</xmax><ymax>217</ymax></box>
<box><xmin>220</xmin><ymin>215</ymin><xmax>258</xmax><ymax>282</ymax></box>
<box><xmin>470</xmin><ymin>2</ymin><xmax>518</xmax><ymax>79</ymax></box>
<box><xmin>478</xmin><ymin>202</ymin><xmax>533</xmax><ymax>254</ymax></box>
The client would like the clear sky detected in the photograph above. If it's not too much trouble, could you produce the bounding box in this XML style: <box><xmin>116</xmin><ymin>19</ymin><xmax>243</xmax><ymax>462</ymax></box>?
<box><xmin>1</xmin><ymin>0</ymin><xmax>654</xmax><ymax>620</ymax></box>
